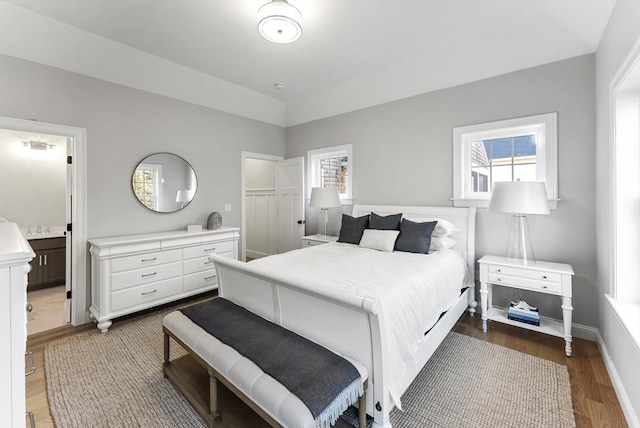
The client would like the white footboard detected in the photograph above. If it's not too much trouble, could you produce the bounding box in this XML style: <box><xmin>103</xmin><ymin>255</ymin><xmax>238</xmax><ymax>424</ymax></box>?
<box><xmin>210</xmin><ymin>254</ymin><xmax>394</xmax><ymax>427</ymax></box>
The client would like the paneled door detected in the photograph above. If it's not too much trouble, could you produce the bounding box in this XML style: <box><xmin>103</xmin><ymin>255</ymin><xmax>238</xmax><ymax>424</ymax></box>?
<box><xmin>276</xmin><ymin>157</ymin><xmax>305</xmax><ymax>253</ymax></box>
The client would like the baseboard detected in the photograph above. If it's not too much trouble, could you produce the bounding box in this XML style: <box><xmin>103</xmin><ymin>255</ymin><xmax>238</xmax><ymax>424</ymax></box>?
<box><xmin>596</xmin><ymin>330</ymin><xmax>640</xmax><ymax>428</ymax></box>
<box><xmin>245</xmin><ymin>250</ymin><xmax>270</xmax><ymax>260</ymax></box>
<box><xmin>572</xmin><ymin>321</ymin><xmax>598</xmax><ymax>341</ymax></box>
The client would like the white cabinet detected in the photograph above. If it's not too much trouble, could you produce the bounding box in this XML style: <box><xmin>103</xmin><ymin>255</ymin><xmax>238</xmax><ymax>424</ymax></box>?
<box><xmin>89</xmin><ymin>227</ymin><xmax>239</xmax><ymax>332</ymax></box>
<box><xmin>0</xmin><ymin>223</ymin><xmax>35</xmax><ymax>428</ymax></box>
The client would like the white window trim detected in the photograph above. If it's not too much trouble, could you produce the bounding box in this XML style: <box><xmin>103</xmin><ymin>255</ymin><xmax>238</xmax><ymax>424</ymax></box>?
<box><xmin>452</xmin><ymin>112</ymin><xmax>559</xmax><ymax>209</ymax></box>
<box><xmin>307</xmin><ymin>144</ymin><xmax>353</xmax><ymax>204</ymax></box>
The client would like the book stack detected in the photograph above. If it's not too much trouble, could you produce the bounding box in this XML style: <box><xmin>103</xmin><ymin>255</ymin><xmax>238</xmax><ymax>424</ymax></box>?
<box><xmin>507</xmin><ymin>300</ymin><xmax>540</xmax><ymax>326</ymax></box>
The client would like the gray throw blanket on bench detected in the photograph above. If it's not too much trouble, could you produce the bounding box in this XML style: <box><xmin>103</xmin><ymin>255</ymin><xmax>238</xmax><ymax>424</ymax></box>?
<box><xmin>180</xmin><ymin>298</ymin><xmax>363</xmax><ymax>428</ymax></box>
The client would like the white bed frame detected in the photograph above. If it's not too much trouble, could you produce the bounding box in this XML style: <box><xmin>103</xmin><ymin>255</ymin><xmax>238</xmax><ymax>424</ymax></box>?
<box><xmin>210</xmin><ymin>205</ymin><xmax>477</xmax><ymax>428</ymax></box>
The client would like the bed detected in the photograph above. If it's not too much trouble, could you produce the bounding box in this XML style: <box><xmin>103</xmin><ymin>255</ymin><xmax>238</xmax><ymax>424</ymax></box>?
<box><xmin>206</xmin><ymin>205</ymin><xmax>476</xmax><ymax>428</ymax></box>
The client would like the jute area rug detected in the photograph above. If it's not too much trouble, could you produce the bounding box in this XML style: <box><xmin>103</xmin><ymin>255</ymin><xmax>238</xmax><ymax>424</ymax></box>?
<box><xmin>45</xmin><ymin>307</ymin><xmax>575</xmax><ymax>428</ymax></box>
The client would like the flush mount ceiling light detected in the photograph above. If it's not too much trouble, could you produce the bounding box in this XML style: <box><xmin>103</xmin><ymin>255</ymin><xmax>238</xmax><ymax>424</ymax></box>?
<box><xmin>257</xmin><ymin>0</ymin><xmax>302</xmax><ymax>44</ymax></box>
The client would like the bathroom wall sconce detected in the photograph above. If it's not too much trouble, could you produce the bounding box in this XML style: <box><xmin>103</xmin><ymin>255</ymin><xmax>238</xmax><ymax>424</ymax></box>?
<box><xmin>23</xmin><ymin>140</ymin><xmax>55</xmax><ymax>150</ymax></box>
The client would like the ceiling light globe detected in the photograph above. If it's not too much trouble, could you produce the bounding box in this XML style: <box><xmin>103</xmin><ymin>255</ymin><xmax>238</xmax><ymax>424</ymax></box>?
<box><xmin>257</xmin><ymin>0</ymin><xmax>302</xmax><ymax>44</ymax></box>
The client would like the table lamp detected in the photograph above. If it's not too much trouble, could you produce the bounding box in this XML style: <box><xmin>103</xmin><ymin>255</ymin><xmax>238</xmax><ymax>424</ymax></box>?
<box><xmin>488</xmin><ymin>181</ymin><xmax>550</xmax><ymax>264</ymax></box>
<box><xmin>309</xmin><ymin>187</ymin><xmax>341</xmax><ymax>237</ymax></box>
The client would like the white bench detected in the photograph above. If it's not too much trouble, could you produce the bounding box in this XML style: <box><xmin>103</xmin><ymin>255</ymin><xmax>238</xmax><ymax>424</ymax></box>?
<box><xmin>163</xmin><ymin>310</ymin><xmax>369</xmax><ymax>428</ymax></box>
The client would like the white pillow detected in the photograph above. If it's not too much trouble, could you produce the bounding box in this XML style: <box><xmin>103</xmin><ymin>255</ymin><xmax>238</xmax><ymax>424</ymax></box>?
<box><xmin>424</xmin><ymin>218</ymin><xmax>460</xmax><ymax>237</ymax></box>
<box><xmin>359</xmin><ymin>229</ymin><xmax>400</xmax><ymax>252</ymax></box>
<box><xmin>429</xmin><ymin>236</ymin><xmax>456</xmax><ymax>251</ymax></box>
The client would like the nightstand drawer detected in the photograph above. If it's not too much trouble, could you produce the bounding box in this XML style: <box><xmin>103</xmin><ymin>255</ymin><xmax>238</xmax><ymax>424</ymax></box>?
<box><xmin>488</xmin><ymin>265</ymin><xmax>561</xmax><ymax>283</ymax></box>
<box><xmin>302</xmin><ymin>239</ymin><xmax>323</xmax><ymax>247</ymax></box>
<box><xmin>487</xmin><ymin>272</ymin><xmax>561</xmax><ymax>294</ymax></box>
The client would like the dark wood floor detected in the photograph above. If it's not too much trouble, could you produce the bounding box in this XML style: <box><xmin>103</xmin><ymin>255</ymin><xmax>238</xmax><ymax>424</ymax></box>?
<box><xmin>26</xmin><ymin>309</ymin><xmax>628</xmax><ymax>428</ymax></box>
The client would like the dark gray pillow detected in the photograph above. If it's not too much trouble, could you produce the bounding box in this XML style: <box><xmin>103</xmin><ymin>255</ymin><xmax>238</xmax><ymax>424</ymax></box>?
<box><xmin>337</xmin><ymin>214</ymin><xmax>370</xmax><ymax>244</ymax></box>
<box><xmin>395</xmin><ymin>219</ymin><xmax>438</xmax><ymax>254</ymax></box>
<box><xmin>369</xmin><ymin>212</ymin><xmax>402</xmax><ymax>230</ymax></box>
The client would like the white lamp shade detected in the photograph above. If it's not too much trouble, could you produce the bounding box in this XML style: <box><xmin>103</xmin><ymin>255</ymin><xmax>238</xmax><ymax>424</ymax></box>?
<box><xmin>489</xmin><ymin>181</ymin><xmax>550</xmax><ymax>215</ymax></box>
<box><xmin>257</xmin><ymin>0</ymin><xmax>302</xmax><ymax>44</ymax></box>
<box><xmin>309</xmin><ymin>187</ymin><xmax>341</xmax><ymax>209</ymax></box>
<box><xmin>176</xmin><ymin>190</ymin><xmax>188</xmax><ymax>203</ymax></box>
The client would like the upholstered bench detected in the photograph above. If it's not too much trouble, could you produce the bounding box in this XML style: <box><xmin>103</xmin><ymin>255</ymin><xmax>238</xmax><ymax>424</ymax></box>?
<box><xmin>162</xmin><ymin>299</ymin><xmax>368</xmax><ymax>428</ymax></box>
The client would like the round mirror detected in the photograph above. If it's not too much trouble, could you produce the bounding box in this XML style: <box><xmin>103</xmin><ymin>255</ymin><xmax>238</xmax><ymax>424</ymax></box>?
<box><xmin>131</xmin><ymin>153</ymin><xmax>197</xmax><ymax>213</ymax></box>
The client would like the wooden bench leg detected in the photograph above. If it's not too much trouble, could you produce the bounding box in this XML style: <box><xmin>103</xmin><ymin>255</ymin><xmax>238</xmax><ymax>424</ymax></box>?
<box><xmin>209</xmin><ymin>369</ymin><xmax>221</xmax><ymax>427</ymax></box>
<box><xmin>163</xmin><ymin>332</ymin><xmax>170</xmax><ymax>377</ymax></box>
<box><xmin>358</xmin><ymin>380</ymin><xmax>368</xmax><ymax>428</ymax></box>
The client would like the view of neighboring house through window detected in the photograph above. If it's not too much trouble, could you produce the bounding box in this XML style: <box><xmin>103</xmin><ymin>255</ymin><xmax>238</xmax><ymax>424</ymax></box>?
<box><xmin>452</xmin><ymin>112</ymin><xmax>557</xmax><ymax>208</ymax></box>
<box><xmin>319</xmin><ymin>156</ymin><xmax>349</xmax><ymax>194</ymax></box>
<box><xmin>471</xmin><ymin>135</ymin><xmax>537</xmax><ymax>193</ymax></box>
<box><xmin>308</xmin><ymin>144</ymin><xmax>353</xmax><ymax>202</ymax></box>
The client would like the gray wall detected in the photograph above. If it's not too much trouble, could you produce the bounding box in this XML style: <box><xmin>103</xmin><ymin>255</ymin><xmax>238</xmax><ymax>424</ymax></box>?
<box><xmin>287</xmin><ymin>54</ymin><xmax>597</xmax><ymax>327</ymax></box>
<box><xmin>0</xmin><ymin>53</ymin><xmax>286</xmax><ymax>308</ymax></box>
<box><xmin>595</xmin><ymin>0</ymin><xmax>640</xmax><ymax>423</ymax></box>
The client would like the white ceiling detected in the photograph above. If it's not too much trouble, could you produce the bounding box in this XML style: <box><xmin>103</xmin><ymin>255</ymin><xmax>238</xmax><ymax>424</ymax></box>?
<box><xmin>0</xmin><ymin>0</ymin><xmax>616</xmax><ymax>126</ymax></box>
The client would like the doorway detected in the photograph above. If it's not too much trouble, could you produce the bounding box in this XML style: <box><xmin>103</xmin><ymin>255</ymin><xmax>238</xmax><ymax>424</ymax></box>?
<box><xmin>240</xmin><ymin>152</ymin><xmax>306</xmax><ymax>261</ymax></box>
<box><xmin>0</xmin><ymin>116</ymin><xmax>88</xmax><ymax>331</ymax></box>
<box><xmin>241</xmin><ymin>152</ymin><xmax>282</xmax><ymax>261</ymax></box>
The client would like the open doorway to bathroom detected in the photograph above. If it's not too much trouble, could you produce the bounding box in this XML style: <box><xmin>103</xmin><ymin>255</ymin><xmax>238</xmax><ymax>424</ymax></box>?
<box><xmin>0</xmin><ymin>116</ymin><xmax>88</xmax><ymax>335</ymax></box>
<box><xmin>0</xmin><ymin>128</ymin><xmax>69</xmax><ymax>335</ymax></box>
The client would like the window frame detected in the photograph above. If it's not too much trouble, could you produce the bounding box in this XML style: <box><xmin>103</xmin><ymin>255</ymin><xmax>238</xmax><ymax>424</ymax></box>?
<box><xmin>307</xmin><ymin>144</ymin><xmax>353</xmax><ymax>204</ymax></box>
<box><xmin>452</xmin><ymin>112</ymin><xmax>559</xmax><ymax>209</ymax></box>
<box><xmin>132</xmin><ymin>163</ymin><xmax>162</xmax><ymax>211</ymax></box>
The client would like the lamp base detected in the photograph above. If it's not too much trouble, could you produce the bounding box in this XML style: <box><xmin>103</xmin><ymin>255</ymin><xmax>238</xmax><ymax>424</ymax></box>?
<box><xmin>505</xmin><ymin>214</ymin><xmax>536</xmax><ymax>265</ymax></box>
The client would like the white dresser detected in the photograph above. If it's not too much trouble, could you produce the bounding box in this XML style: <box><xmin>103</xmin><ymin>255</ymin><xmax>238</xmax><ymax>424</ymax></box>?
<box><xmin>0</xmin><ymin>222</ymin><xmax>35</xmax><ymax>428</ymax></box>
<box><xmin>89</xmin><ymin>227</ymin><xmax>239</xmax><ymax>332</ymax></box>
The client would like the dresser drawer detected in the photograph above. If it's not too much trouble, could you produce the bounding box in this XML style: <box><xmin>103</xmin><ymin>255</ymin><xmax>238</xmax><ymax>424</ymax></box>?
<box><xmin>111</xmin><ymin>277</ymin><xmax>182</xmax><ymax>312</ymax></box>
<box><xmin>183</xmin><ymin>256</ymin><xmax>216</xmax><ymax>275</ymax></box>
<box><xmin>110</xmin><ymin>249</ymin><xmax>181</xmax><ymax>273</ymax></box>
<box><xmin>487</xmin><ymin>272</ymin><xmax>561</xmax><ymax>294</ymax></box>
<box><xmin>111</xmin><ymin>261</ymin><xmax>181</xmax><ymax>291</ymax></box>
<box><xmin>183</xmin><ymin>270</ymin><xmax>218</xmax><ymax>292</ymax></box>
<box><xmin>183</xmin><ymin>241</ymin><xmax>234</xmax><ymax>260</ymax></box>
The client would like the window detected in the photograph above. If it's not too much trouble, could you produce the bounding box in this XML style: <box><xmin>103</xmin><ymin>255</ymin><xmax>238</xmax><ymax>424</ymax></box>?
<box><xmin>453</xmin><ymin>113</ymin><xmax>558</xmax><ymax>209</ymax></box>
<box><xmin>307</xmin><ymin>144</ymin><xmax>352</xmax><ymax>203</ymax></box>
<box><xmin>132</xmin><ymin>163</ymin><xmax>161</xmax><ymax>210</ymax></box>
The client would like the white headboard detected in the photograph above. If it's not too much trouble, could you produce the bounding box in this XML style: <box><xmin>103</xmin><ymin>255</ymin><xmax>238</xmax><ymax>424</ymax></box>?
<box><xmin>351</xmin><ymin>205</ymin><xmax>477</xmax><ymax>283</ymax></box>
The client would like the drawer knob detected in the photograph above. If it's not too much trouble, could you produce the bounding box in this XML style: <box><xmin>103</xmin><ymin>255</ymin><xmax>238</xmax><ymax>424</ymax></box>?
<box><xmin>542</xmin><ymin>285</ymin><xmax>548</xmax><ymax>289</ymax></box>
<box><xmin>141</xmin><ymin>272</ymin><xmax>157</xmax><ymax>278</ymax></box>
<box><xmin>497</xmin><ymin>278</ymin><xmax>502</xmax><ymax>282</ymax></box>
<box><xmin>542</xmin><ymin>275</ymin><xmax>548</xmax><ymax>279</ymax></box>
<box><xmin>141</xmin><ymin>289</ymin><xmax>157</xmax><ymax>296</ymax></box>
<box><xmin>496</xmin><ymin>268</ymin><xmax>502</xmax><ymax>273</ymax></box>
<box><xmin>141</xmin><ymin>257</ymin><xmax>157</xmax><ymax>262</ymax></box>
<box><xmin>204</xmin><ymin>260</ymin><xmax>214</xmax><ymax>265</ymax></box>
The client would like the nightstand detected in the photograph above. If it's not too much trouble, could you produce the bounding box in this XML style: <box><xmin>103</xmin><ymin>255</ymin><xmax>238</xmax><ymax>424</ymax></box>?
<box><xmin>478</xmin><ymin>255</ymin><xmax>575</xmax><ymax>356</ymax></box>
<box><xmin>301</xmin><ymin>234</ymin><xmax>338</xmax><ymax>247</ymax></box>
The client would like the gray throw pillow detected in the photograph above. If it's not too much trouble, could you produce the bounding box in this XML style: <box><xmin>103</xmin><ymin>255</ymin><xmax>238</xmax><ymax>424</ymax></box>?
<box><xmin>337</xmin><ymin>214</ymin><xmax>370</xmax><ymax>244</ymax></box>
<box><xmin>395</xmin><ymin>219</ymin><xmax>437</xmax><ymax>254</ymax></box>
<box><xmin>369</xmin><ymin>212</ymin><xmax>402</xmax><ymax>230</ymax></box>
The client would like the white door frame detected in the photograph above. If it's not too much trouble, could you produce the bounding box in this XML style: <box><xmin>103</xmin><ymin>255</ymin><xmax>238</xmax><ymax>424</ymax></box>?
<box><xmin>0</xmin><ymin>116</ymin><xmax>88</xmax><ymax>326</ymax></box>
<box><xmin>240</xmin><ymin>151</ymin><xmax>283</xmax><ymax>261</ymax></box>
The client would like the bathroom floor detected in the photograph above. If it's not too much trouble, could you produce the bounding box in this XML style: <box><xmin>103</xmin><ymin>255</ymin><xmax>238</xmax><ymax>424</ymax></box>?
<box><xmin>27</xmin><ymin>285</ymin><xmax>68</xmax><ymax>336</ymax></box>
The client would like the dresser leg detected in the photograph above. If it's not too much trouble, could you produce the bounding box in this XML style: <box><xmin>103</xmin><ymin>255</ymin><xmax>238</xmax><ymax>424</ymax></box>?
<box><xmin>561</xmin><ymin>297</ymin><xmax>573</xmax><ymax>356</ymax></box>
<box><xmin>97</xmin><ymin>319</ymin><xmax>112</xmax><ymax>333</ymax></box>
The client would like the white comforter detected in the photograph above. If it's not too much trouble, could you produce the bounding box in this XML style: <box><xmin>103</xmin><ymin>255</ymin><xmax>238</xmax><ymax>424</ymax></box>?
<box><xmin>249</xmin><ymin>242</ymin><xmax>470</xmax><ymax>408</ymax></box>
